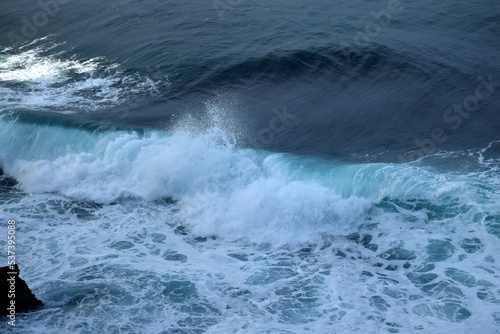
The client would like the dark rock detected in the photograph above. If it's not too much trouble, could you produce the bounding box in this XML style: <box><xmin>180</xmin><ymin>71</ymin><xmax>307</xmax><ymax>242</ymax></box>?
<box><xmin>0</xmin><ymin>168</ymin><xmax>18</xmax><ymax>188</ymax></box>
<box><xmin>1</xmin><ymin>264</ymin><xmax>43</xmax><ymax>316</ymax></box>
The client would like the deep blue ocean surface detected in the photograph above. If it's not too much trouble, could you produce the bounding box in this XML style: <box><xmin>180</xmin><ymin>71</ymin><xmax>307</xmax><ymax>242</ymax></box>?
<box><xmin>1</xmin><ymin>0</ymin><xmax>500</xmax><ymax>333</ymax></box>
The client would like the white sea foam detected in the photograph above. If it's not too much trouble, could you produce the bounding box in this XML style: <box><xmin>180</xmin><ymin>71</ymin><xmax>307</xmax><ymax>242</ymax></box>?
<box><xmin>1</xmin><ymin>89</ymin><xmax>499</xmax><ymax>333</ymax></box>
<box><xmin>1</xmin><ymin>111</ymin><xmax>497</xmax><ymax>246</ymax></box>
<box><xmin>0</xmin><ymin>184</ymin><xmax>498</xmax><ymax>333</ymax></box>
<box><xmin>0</xmin><ymin>41</ymin><xmax>166</xmax><ymax>114</ymax></box>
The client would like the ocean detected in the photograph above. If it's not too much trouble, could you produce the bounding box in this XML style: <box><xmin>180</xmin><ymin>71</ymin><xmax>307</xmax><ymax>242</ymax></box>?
<box><xmin>1</xmin><ymin>0</ymin><xmax>499</xmax><ymax>333</ymax></box>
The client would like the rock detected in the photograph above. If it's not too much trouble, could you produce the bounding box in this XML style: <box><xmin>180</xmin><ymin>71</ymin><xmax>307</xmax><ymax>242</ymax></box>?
<box><xmin>0</xmin><ymin>168</ymin><xmax>17</xmax><ymax>188</ymax></box>
<box><xmin>1</xmin><ymin>264</ymin><xmax>43</xmax><ymax>315</ymax></box>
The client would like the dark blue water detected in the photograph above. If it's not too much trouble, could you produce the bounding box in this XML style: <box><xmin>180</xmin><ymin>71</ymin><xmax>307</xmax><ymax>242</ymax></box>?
<box><xmin>1</xmin><ymin>1</ymin><xmax>500</xmax><ymax>333</ymax></box>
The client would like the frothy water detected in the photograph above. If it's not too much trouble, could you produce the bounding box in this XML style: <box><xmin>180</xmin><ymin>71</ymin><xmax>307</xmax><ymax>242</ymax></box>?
<box><xmin>1</xmin><ymin>1</ymin><xmax>500</xmax><ymax>331</ymax></box>
<box><xmin>1</xmin><ymin>108</ymin><xmax>500</xmax><ymax>332</ymax></box>
<box><xmin>0</xmin><ymin>40</ymin><xmax>167</xmax><ymax>114</ymax></box>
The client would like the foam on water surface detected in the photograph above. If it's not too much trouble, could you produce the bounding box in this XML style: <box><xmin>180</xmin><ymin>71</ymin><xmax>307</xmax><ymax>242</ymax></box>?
<box><xmin>0</xmin><ymin>191</ymin><xmax>499</xmax><ymax>333</ymax></box>
<box><xmin>0</xmin><ymin>33</ymin><xmax>499</xmax><ymax>333</ymax></box>
<box><xmin>0</xmin><ymin>39</ymin><xmax>166</xmax><ymax>114</ymax></box>
<box><xmin>0</xmin><ymin>113</ymin><xmax>499</xmax><ymax>333</ymax></box>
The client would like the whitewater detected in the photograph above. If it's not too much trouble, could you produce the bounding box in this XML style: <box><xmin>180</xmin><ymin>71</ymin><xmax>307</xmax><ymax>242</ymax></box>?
<box><xmin>1</xmin><ymin>0</ymin><xmax>500</xmax><ymax>332</ymax></box>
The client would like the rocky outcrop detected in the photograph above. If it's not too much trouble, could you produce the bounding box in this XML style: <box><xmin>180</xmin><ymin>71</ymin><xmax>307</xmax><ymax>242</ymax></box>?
<box><xmin>1</xmin><ymin>264</ymin><xmax>43</xmax><ymax>316</ymax></box>
<box><xmin>0</xmin><ymin>168</ymin><xmax>17</xmax><ymax>188</ymax></box>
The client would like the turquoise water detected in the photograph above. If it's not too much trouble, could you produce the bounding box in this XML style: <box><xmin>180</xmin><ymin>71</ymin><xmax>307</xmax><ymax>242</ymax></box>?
<box><xmin>1</xmin><ymin>0</ymin><xmax>500</xmax><ymax>332</ymax></box>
